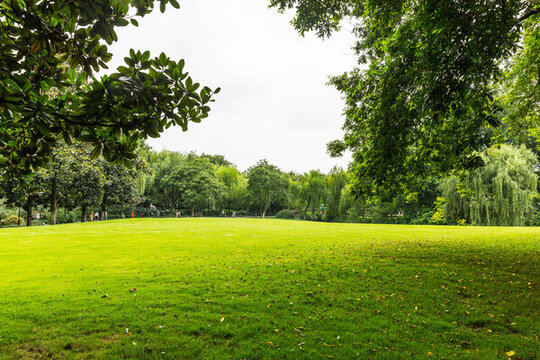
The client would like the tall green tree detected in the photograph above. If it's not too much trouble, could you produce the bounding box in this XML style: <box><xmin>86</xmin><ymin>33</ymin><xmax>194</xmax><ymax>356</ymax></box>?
<box><xmin>325</xmin><ymin>167</ymin><xmax>348</xmax><ymax>221</ymax></box>
<box><xmin>216</xmin><ymin>165</ymin><xmax>248</xmax><ymax>212</ymax></box>
<box><xmin>100</xmin><ymin>154</ymin><xmax>148</xmax><ymax>219</ymax></box>
<box><xmin>270</xmin><ymin>0</ymin><xmax>540</xmax><ymax>197</ymax></box>
<box><xmin>181</xmin><ymin>158</ymin><xmax>224</xmax><ymax>216</ymax></box>
<box><xmin>440</xmin><ymin>145</ymin><xmax>538</xmax><ymax>226</ymax></box>
<box><xmin>298</xmin><ymin>170</ymin><xmax>328</xmax><ymax>219</ymax></box>
<box><xmin>0</xmin><ymin>0</ymin><xmax>219</xmax><ymax>180</ymax></box>
<box><xmin>60</xmin><ymin>145</ymin><xmax>106</xmax><ymax>222</ymax></box>
<box><xmin>247</xmin><ymin>160</ymin><xmax>289</xmax><ymax>218</ymax></box>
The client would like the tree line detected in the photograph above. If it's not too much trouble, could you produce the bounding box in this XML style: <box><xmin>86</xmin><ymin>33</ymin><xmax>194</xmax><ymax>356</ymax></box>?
<box><xmin>1</xmin><ymin>142</ymin><xmax>538</xmax><ymax>227</ymax></box>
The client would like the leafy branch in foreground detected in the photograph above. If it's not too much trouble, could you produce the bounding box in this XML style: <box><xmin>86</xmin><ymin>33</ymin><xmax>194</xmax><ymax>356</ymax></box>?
<box><xmin>270</xmin><ymin>0</ymin><xmax>539</xmax><ymax>199</ymax></box>
<box><xmin>0</xmin><ymin>0</ymin><xmax>219</xmax><ymax>179</ymax></box>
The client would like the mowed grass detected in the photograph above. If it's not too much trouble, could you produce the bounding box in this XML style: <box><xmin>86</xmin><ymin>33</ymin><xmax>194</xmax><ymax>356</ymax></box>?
<box><xmin>0</xmin><ymin>219</ymin><xmax>538</xmax><ymax>359</ymax></box>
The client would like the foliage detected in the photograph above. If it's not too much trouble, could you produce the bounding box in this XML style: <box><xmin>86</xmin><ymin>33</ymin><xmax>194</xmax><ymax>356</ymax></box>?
<box><xmin>440</xmin><ymin>145</ymin><xmax>538</xmax><ymax>226</ymax></box>
<box><xmin>55</xmin><ymin>208</ymin><xmax>78</xmax><ymax>224</ymax></box>
<box><xmin>493</xmin><ymin>16</ymin><xmax>540</xmax><ymax>156</ymax></box>
<box><xmin>297</xmin><ymin>170</ymin><xmax>328</xmax><ymax>219</ymax></box>
<box><xmin>180</xmin><ymin>158</ymin><xmax>225</xmax><ymax>216</ymax></box>
<box><xmin>0</xmin><ymin>214</ymin><xmax>22</xmax><ymax>226</ymax></box>
<box><xmin>216</xmin><ymin>165</ymin><xmax>248</xmax><ymax>212</ymax></box>
<box><xmin>270</xmin><ymin>0</ymin><xmax>540</xmax><ymax>198</ymax></box>
<box><xmin>0</xmin><ymin>0</ymin><xmax>219</xmax><ymax>180</ymax></box>
<box><xmin>275</xmin><ymin>209</ymin><xmax>296</xmax><ymax>219</ymax></box>
<box><xmin>247</xmin><ymin>160</ymin><xmax>289</xmax><ymax>217</ymax></box>
<box><xmin>324</xmin><ymin>167</ymin><xmax>348</xmax><ymax>221</ymax></box>
<box><xmin>0</xmin><ymin>218</ymin><xmax>538</xmax><ymax>358</ymax></box>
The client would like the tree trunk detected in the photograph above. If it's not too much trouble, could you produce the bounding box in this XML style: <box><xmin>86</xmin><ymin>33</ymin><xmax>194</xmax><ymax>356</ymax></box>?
<box><xmin>25</xmin><ymin>197</ymin><xmax>33</xmax><ymax>227</ymax></box>
<box><xmin>262</xmin><ymin>201</ymin><xmax>269</xmax><ymax>218</ymax></box>
<box><xmin>303</xmin><ymin>196</ymin><xmax>311</xmax><ymax>220</ymax></box>
<box><xmin>90</xmin><ymin>206</ymin><xmax>94</xmax><ymax>221</ymax></box>
<box><xmin>101</xmin><ymin>192</ymin><xmax>108</xmax><ymax>221</ymax></box>
<box><xmin>50</xmin><ymin>174</ymin><xmax>57</xmax><ymax>225</ymax></box>
<box><xmin>81</xmin><ymin>206</ymin><xmax>87</xmax><ymax>223</ymax></box>
<box><xmin>191</xmin><ymin>206</ymin><xmax>195</xmax><ymax>217</ymax></box>
<box><xmin>101</xmin><ymin>202</ymin><xmax>107</xmax><ymax>221</ymax></box>
<box><xmin>17</xmin><ymin>207</ymin><xmax>21</xmax><ymax>225</ymax></box>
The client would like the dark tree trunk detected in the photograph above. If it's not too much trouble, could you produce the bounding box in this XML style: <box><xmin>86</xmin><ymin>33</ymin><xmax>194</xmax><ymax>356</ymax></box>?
<box><xmin>17</xmin><ymin>207</ymin><xmax>21</xmax><ymax>225</ymax></box>
<box><xmin>50</xmin><ymin>174</ymin><xmax>57</xmax><ymax>225</ymax></box>
<box><xmin>101</xmin><ymin>203</ymin><xmax>107</xmax><ymax>221</ymax></box>
<box><xmin>25</xmin><ymin>197</ymin><xmax>33</xmax><ymax>227</ymax></box>
<box><xmin>303</xmin><ymin>196</ymin><xmax>311</xmax><ymax>220</ymax></box>
<box><xmin>81</xmin><ymin>205</ymin><xmax>87</xmax><ymax>223</ymax></box>
<box><xmin>101</xmin><ymin>192</ymin><xmax>108</xmax><ymax>221</ymax></box>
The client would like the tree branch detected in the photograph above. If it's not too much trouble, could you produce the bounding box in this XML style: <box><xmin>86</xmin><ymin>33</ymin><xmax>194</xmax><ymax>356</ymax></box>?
<box><xmin>519</xmin><ymin>7</ymin><xmax>539</xmax><ymax>22</ymax></box>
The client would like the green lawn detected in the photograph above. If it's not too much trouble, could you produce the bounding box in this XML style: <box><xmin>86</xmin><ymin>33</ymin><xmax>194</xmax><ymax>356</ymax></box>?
<box><xmin>0</xmin><ymin>219</ymin><xmax>538</xmax><ymax>359</ymax></box>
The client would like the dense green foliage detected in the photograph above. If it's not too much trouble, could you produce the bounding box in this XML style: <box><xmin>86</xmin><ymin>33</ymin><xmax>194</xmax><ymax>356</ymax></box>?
<box><xmin>0</xmin><ymin>0</ymin><xmax>219</xmax><ymax>180</ymax></box>
<box><xmin>0</xmin><ymin>219</ymin><xmax>538</xmax><ymax>359</ymax></box>
<box><xmin>1</xmin><ymin>143</ymin><xmax>538</xmax><ymax>226</ymax></box>
<box><xmin>0</xmin><ymin>142</ymin><xmax>147</xmax><ymax>224</ymax></box>
<box><xmin>270</xmin><ymin>0</ymin><xmax>540</xmax><ymax>198</ymax></box>
<box><xmin>440</xmin><ymin>145</ymin><xmax>538</xmax><ymax>226</ymax></box>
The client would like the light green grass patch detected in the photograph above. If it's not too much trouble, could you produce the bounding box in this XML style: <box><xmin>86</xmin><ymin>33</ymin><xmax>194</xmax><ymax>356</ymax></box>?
<box><xmin>0</xmin><ymin>219</ymin><xmax>538</xmax><ymax>359</ymax></box>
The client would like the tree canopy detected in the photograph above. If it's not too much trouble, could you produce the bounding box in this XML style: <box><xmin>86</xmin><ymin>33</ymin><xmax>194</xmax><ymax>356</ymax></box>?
<box><xmin>270</xmin><ymin>0</ymin><xmax>540</xmax><ymax>198</ymax></box>
<box><xmin>440</xmin><ymin>144</ymin><xmax>538</xmax><ymax>226</ymax></box>
<box><xmin>0</xmin><ymin>0</ymin><xmax>219</xmax><ymax>180</ymax></box>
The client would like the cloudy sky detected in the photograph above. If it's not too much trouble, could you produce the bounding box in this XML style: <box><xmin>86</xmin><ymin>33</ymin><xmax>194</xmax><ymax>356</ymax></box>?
<box><xmin>107</xmin><ymin>0</ymin><xmax>357</xmax><ymax>173</ymax></box>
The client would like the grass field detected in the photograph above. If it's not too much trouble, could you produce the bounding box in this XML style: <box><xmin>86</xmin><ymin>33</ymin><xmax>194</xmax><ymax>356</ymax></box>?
<box><xmin>0</xmin><ymin>219</ymin><xmax>538</xmax><ymax>359</ymax></box>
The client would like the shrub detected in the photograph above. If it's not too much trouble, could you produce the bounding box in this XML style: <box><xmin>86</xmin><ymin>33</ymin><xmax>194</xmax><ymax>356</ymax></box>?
<box><xmin>56</xmin><ymin>209</ymin><xmax>77</xmax><ymax>224</ymax></box>
<box><xmin>1</xmin><ymin>215</ymin><xmax>23</xmax><ymax>226</ymax></box>
<box><xmin>275</xmin><ymin>209</ymin><xmax>295</xmax><ymax>219</ymax></box>
<box><xmin>525</xmin><ymin>200</ymin><xmax>540</xmax><ymax>226</ymax></box>
<box><xmin>135</xmin><ymin>206</ymin><xmax>161</xmax><ymax>218</ymax></box>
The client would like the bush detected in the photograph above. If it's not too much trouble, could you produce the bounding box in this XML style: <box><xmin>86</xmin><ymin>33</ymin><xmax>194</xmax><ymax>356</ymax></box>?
<box><xmin>1</xmin><ymin>215</ymin><xmax>23</xmax><ymax>226</ymax></box>
<box><xmin>0</xmin><ymin>206</ymin><xmax>14</xmax><ymax>221</ymax></box>
<box><xmin>411</xmin><ymin>209</ymin><xmax>435</xmax><ymax>225</ymax></box>
<box><xmin>275</xmin><ymin>209</ymin><xmax>295</xmax><ymax>219</ymax></box>
<box><xmin>135</xmin><ymin>206</ymin><xmax>161</xmax><ymax>218</ymax></box>
<box><xmin>525</xmin><ymin>201</ymin><xmax>540</xmax><ymax>226</ymax></box>
<box><xmin>56</xmin><ymin>208</ymin><xmax>77</xmax><ymax>224</ymax></box>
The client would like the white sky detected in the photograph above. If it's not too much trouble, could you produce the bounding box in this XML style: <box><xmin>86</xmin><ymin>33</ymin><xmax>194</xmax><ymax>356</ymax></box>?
<box><xmin>107</xmin><ymin>0</ymin><xmax>357</xmax><ymax>173</ymax></box>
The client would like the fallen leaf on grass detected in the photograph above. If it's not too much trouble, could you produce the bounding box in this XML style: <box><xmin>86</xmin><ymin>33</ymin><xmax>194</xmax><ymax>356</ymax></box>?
<box><xmin>505</xmin><ymin>351</ymin><xmax>515</xmax><ymax>357</ymax></box>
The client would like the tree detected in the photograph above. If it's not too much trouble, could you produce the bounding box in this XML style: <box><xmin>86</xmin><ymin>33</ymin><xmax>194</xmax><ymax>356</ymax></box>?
<box><xmin>325</xmin><ymin>167</ymin><xmax>348</xmax><ymax>221</ymax></box>
<box><xmin>493</xmin><ymin>17</ymin><xmax>540</xmax><ymax>164</ymax></box>
<box><xmin>440</xmin><ymin>145</ymin><xmax>538</xmax><ymax>226</ymax></box>
<box><xmin>100</xmin><ymin>154</ymin><xmax>148</xmax><ymax>219</ymax></box>
<box><xmin>60</xmin><ymin>145</ymin><xmax>106</xmax><ymax>222</ymax></box>
<box><xmin>216</xmin><ymin>165</ymin><xmax>248</xmax><ymax>212</ymax></box>
<box><xmin>181</xmin><ymin>159</ymin><xmax>224</xmax><ymax>216</ymax></box>
<box><xmin>144</xmin><ymin>150</ymin><xmax>187</xmax><ymax>215</ymax></box>
<box><xmin>247</xmin><ymin>160</ymin><xmax>289</xmax><ymax>218</ymax></box>
<box><xmin>0</xmin><ymin>0</ymin><xmax>219</xmax><ymax>180</ymax></box>
<box><xmin>270</xmin><ymin>0</ymin><xmax>540</xmax><ymax>197</ymax></box>
<box><xmin>298</xmin><ymin>170</ymin><xmax>328</xmax><ymax>219</ymax></box>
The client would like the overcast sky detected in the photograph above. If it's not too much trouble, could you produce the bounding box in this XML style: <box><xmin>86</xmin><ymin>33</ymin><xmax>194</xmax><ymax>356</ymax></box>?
<box><xmin>107</xmin><ymin>0</ymin><xmax>357</xmax><ymax>173</ymax></box>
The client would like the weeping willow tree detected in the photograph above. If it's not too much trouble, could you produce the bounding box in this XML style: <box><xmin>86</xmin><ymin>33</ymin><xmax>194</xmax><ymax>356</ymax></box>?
<box><xmin>440</xmin><ymin>145</ymin><xmax>538</xmax><ymax>226</ymax></box>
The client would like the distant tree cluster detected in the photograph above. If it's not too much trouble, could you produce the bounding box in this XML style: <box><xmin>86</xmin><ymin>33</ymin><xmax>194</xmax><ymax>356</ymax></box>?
<box><xmin>1</xmin><ymin>143</ymin><xmax>537</xmax><ymax>227</ymax></box>
<box><xmin>0</xmin><ymin>142</ymin><xmax>147</xmax><ymax>226</ymax></box>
